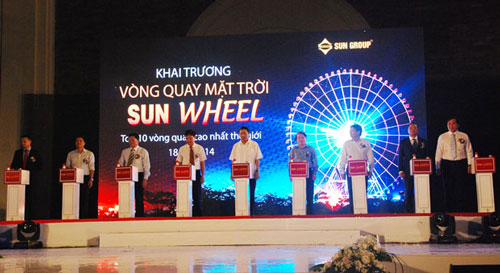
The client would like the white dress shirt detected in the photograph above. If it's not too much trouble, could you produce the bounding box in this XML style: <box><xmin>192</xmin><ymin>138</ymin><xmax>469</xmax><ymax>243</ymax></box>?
<box><xmin>435</xmin><ymin>130</ymin><xmax>473</xmax><ymax>168</ymax></box>
<box><xmin>229</xmin><ymin>139</ymin><xmax>263</xmax><ymax>165</ymax></box>
<box><xmin>339</xmin><ymin>139</ymin><xmax>375</xmax><ymax>175</ymax></box>
<box><xmin>66</xmin><ymin>149</ymin><xmax>95</xmax><ymax>175</ymax></box>
<box><xmin>176</xmin><ymin>143</ymin><xmax>207</xmax><ymax>170</ymax></box>
<box><xmin>119</xmin><ymin>145</ymin><xmax>151</xmax><ymax>179</ymax></box>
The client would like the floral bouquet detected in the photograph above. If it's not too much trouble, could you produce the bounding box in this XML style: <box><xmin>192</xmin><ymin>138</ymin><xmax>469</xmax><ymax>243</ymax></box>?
<box><xmin>310</xmin><ymin>236</ymin><xmax>393</xmax><ymax>273</ymax></box>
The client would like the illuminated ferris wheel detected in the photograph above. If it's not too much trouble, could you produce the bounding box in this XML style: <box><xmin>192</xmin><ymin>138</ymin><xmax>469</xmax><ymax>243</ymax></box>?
<box><xmin>286</xmin><ymin>68</ymin><xmax>413</xmax><ymax>208</ymax></box>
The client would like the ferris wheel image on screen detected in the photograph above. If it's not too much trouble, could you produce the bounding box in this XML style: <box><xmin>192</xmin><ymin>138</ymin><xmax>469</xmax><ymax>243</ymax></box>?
<box><xmin>286</xmin><ymin>68</ymin><xmax>414</xmax><ymax>209</ymax></box>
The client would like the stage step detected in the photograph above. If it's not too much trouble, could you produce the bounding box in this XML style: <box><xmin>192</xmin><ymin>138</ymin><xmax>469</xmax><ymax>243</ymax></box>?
<box><xmin>99</xmin><ymin>230</ymin><xmax>361</xmax><ymax>247</ymax></box>
<box><xmin>1</xmin><ymin>215</ymin><xmax>443</xmax><ymax>247</ymax></box>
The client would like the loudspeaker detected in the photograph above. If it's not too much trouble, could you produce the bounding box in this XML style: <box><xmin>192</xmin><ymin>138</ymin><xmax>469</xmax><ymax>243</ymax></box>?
<box><xmin>450</xmin><ymin>264</ymin><xmax>500</xmax><ymax>273</ymax></box>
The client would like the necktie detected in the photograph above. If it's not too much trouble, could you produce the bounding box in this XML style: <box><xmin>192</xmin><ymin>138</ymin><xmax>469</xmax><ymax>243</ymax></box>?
<box><xmin>127</xmin><ymin>148</ymin><xmax>135</xmax><ymax>166</ymax></box>
<box><xmin>189</xmin><ymin>145</ymin><xmax>195</xmax><ymax>165</ymax></box>
<box><xmin>23</xmin><ymin>150</ymin><xmax>29</xmax><ymax>169</ymax></box>
<box><xmin>412</xmin><ymin>139</ymin><xmax>417</xmax><ymax>149</ymax></box>
<box><xmin>450</xmin><ymin>134</ymin><xmax>457</xmax><ymax>160</ymax></box>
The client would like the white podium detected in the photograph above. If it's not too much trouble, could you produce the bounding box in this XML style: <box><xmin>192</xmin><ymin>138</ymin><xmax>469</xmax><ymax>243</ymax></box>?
<box><xmin>59</xmin><ymin>168</ymin><xmax>84</xmax><ymax>219</ymax></box>
<box><xmin>174</xmin><ymin>165</ymin><xmax>196</xmax><ymax>217</ymax></box>
<box><xmin>410</xmin><ymin>158</ymin><xmax>432</xmax><ymax>213</ymax></box>
<box><xmin>348</xmin><ymin>160</ymin><xmax>368</xmax><ymax>214</ymax></box>
<box><xmin>115</xmin><ymin>166</ymin><xmax>138</xmax><ymax>218</ymax></box>
<box><xmin>232</xmin><ymin>163</ymin><xmax>254</xmax><ymax>216</ymax></box>
<box><xmin>289</xmin><ymin>161</ymin><xmax>309</xmax><ymax>215</ymax></box>
<box><xmin>4</xmin><ymin>169</ymin><xmax>30</xmax><ymax>221</ymax></box>
<box><xmin>472</xmin><ymin>155</ymin><xmax>496</xmax><ymax>213</ymax></box>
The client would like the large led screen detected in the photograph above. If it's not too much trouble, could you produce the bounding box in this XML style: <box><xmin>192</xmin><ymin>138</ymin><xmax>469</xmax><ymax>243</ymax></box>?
<box><xmin>99</xmin><ymin>28</ymin><xmax>425</xmax><ymax>217</ymax></box>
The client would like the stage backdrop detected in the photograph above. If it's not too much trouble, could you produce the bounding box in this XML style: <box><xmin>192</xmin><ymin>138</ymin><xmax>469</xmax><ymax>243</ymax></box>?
<box><xmin>99</xmin><ymin>28</ymin><xmax>425</xmax><ymax>217</ymax></box>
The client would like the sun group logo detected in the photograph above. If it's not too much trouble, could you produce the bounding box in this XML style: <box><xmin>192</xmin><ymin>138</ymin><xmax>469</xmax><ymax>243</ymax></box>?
<box><xmin>318</xmin><ymin>38</ymin><xmax>374</xmax><ymax>55</ymax></box>
<box><xmin>318</xmin><ymin>38</ymin><xmax>333</xmax><ymax>55</ymax></box>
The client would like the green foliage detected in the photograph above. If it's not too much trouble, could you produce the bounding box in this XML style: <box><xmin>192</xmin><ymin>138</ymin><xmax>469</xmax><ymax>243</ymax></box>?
<box><xmin>144</xmin><ymin>187</ymin><xmax>294</xmax><ymax>216</ymax></box>
<box><xmin>144</xmin><ymin>190</ymin><xmax>176</xmax><ymax>216</ymax></box>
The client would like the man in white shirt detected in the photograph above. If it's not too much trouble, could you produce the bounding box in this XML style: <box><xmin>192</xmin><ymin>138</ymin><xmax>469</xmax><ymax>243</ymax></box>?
<box><xmin>119</xmin><ymin>133</ymin><xmax>151</xmax><ymax>217</ymax></box>
<box><xmin>338</xmin><ymin>124</ymin><xmax>374</xmax><ymax>213</ymax></box>
<box><xmin>229</xmin><ymin>126</ymin><xmax>263</xmax><ymax>215</ymax></box>
<box><xmin>66</xmin><ymin>136</ymin><xmax>95</xmax><ymax>219</ymax></box>
<box><xmin>435</xmin><ymin>118</ymin><xmax>473</xmax><ymax>212</ymax></box>
<box><xmin>176</xmin><ymin>129</ymin><xmax>207</xmax><ymax>216</ymax></box>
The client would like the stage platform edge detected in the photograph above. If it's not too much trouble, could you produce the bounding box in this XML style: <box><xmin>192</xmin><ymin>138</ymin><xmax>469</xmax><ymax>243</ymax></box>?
<box><xmin>0</xmin><ymin>214</ymin><xmax>488</xmax><ymax>248</ymax></box>
<box><xmin>99</xmin><ymin>230</ymin><xmax>362</xmax><ymax>247</ymax></box>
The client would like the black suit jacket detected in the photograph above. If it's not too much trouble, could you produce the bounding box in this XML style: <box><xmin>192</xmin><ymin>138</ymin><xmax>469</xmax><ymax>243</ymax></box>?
<box><xmin>398</xmin><ymin>137</ymin><xmax>429</xmax><ymax>176</ymax></box>
<box><xmin>11</xmin><ymin>148</ymin><xmax>42</xmax><ymax>172</ymax></box>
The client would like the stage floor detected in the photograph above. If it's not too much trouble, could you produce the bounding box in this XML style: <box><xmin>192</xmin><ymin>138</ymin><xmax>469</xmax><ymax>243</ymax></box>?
<box><xmin>0</xmin><ymin>244</ymin><xmax>499</xmax><ymax>273</ymax></box>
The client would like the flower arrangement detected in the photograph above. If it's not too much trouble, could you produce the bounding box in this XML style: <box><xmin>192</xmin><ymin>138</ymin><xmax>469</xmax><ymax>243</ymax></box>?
<box><xmin>310</xmin><ymin>236</ymin><xmax>392</xmax><ymax>273</ymax></box>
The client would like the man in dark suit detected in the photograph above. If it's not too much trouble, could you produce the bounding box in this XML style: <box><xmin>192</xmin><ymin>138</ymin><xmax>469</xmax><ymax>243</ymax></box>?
<box><xmin>10</xmin><ymin>135</ymin><xmax>42</xmax><ymax>220</ymax></box>
<box><xmin>398</xmin><ymin>123</ymin><xmax>429</xmax><ymax>213</ymax></box>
